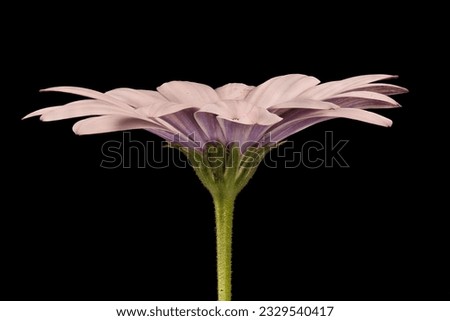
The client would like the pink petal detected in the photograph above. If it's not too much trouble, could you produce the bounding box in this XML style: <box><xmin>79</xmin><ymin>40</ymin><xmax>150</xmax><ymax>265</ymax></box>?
<box><xmin>72</xmin><ymin>115</ymin><xmax>168</xmax><ymax>135</ymax></box>
<box><xmin>199</xmin><ymin>100</ymin><xmax>282</xmax><ymax>126</ymax></box>
<box><xmin>344</xmin><ymin>83</ymin><xmax>408</xmax><ymax>95</ymax></box>
<box><xmin>245</xmin><ymin>74</ymin><xmax>320</xmax><ymax>108</ymax></box>
<box><xmin>23</xmin><ymin>106</ymin><xmax>61</xmax><ymax>119</ymax></box>
<box><xmin>310</xmin><ymin>108</ymin><xmax>392</xmax><ymax>126</ymax></box>
<box><xmin>268</xmin><ymin>108</ymin><xmax>393</xmax><ymax>142</ymax></box>
<box><xmin>41</xmin><ymin>86</ymin><xmax>134</xmax><ymax>110</ymax></box>
<box><xmin>106</xmin><ymin>88</ymin><xmax>167</xmax><ymax>108</ymax></box>
<box><xmin>215</xmin><ymin>83</ymin><xmax>254</xmax><ymax>100</ymax></box>
<box><xmin>137</xmin><ymin>101</ymin><xmax>196</xmax><ymax>117</ymax></box>
<box><xmin>269</xmin><ymin>98</ymin><xmax>338</xmax><ymax>111</ymax></box>
<box><xmin>159</xmin><ymin>108</ymin><xmax>209</xmax><ymax>144</ymax></box>
<box><xmin>326</xmin><ymin>91</ymin><xmax>400</xmax><ymax>109</ymax></box>
<box><xmin>242</xmin><ymin>106</ymin><xmax>282</xmax><ymax>126</ymax></box>
<box><xmin>216</xmin><ymin>119</ymin><xmax>254</xmax><ymax>145</ymax></box>
<box><xmin>157</xmin><ymin>81</ymin><xmax>219</xmax><ymax>105</ymax></box>
<box><xmin>193</xmin><ymin>112</ymin><xmax>226</xmax><ymax>143</ymax></box>
<box><xmin>267</xmin><ymin>117</ymin><xmax>327</xmax><ymax>143</ymax></box>
<box><xmin>39</xmin><ymin>100</ymin><xmax>139</xmax><ymax>121</ymax></box>
<box><xmin>216</xmin><ymin>118</ymin><xmax>270</xmax><ymax>147</ymax></box>
<box><xmin>301</xmin><ymin>74</ymin><xmax>397</xmax><ymax>100</ymax></box>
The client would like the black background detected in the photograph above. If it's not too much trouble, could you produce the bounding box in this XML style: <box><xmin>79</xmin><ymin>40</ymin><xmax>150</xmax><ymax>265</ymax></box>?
<box><xmin>3</xmin><ymin>3</ymin><xmax>448</xmax><ymax>300</ymax></box>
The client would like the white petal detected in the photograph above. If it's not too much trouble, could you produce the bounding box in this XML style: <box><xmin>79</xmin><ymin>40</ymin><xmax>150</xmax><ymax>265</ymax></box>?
<box><xmin>215</xmin><ymin>83</ymin><xmax>254</xmax><ymax>100</ymax></box>
<box><xmin>41</xmin><ymin>86</ymin><xmax>134</xmax><ymax>109</ymax></box>
<box><xmin>72</xmin><ymin>115</ymin><xmax>168</xmax><ymax>135</ymax></box>
<box><xmin>245</xmin><ymin>74</ymin><xmax>320</xmax><ymax>108</ymax></box>
<box><xmin>157</xmin><ymin>81</ymin><xmax>219</xmax><ymax>105</ymax></box>
<box><xmin>106</xmin><ymin>88</ymin><xmax>167</xmax><ymax>108</ymax></box>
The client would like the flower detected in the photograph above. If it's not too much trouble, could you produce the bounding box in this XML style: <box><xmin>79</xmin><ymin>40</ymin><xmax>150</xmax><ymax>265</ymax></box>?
<box><xmin>24</xmin><ymin>74</ymin><xmax>407</xmax><ymax>150</ymax></box>
<box><xmin>24</xmin><ymin>74</ymin><xmax>407</xmax><ymax>301</ymax></box>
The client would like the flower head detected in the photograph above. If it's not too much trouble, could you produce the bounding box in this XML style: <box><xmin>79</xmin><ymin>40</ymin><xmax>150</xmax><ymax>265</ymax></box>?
<box><xmin>25</xmin><ymin>74</ymin><xmax>406</xmax><ymax>151</ymax></box>
<box><xmin>23</xmin><ymin>74</ymin><xmax>407</xmax><ymax>301</ymax></box>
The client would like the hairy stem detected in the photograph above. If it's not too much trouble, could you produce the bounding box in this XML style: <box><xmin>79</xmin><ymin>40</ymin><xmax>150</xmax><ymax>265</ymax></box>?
<box><xmin>178</xmin><ymin>143</ymin><xmax>275</xmax><ymax>300</ymax></box>
<box><xmin>213</xmin><ymin>192</ymin><xmax>236</xmax><ymax>301</ymax></box>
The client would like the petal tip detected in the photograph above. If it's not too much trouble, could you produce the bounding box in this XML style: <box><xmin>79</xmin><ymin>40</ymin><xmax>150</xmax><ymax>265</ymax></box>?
<box><xmin>39</xmin><ymin>114</ymin><xmax>53</xmax><ymax>122</ymax></box>
<box><xmin>39</xmin><ymin>88</ymin><xmax>54</xmax><ymax>93</ymax></box>
<box><xmin>23</xmin><ymin>110</ymin><xmax>44</xmax><ymax>120</ymax></box>
<box><xmin>72</xmin><ymin>123</ymin><xmax>82</xmax><ymax>135</ymax></box>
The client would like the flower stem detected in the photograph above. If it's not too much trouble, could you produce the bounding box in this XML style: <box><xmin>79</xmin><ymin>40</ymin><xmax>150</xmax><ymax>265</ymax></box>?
<box><xmin>213</xmin><ymin>192</ymin><xmax>236</xmax><ymax>301</ymax></box>
<box><xmin>177</xmin><ymin>143</ymin><xmax>273</xmax><ymax>300</ymax></box>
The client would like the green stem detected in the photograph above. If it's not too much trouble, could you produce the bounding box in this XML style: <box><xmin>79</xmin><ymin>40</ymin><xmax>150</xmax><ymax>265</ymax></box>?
<box><xmin>176</xmin><ymin>143</ymin><xmax>275</xmax><ymax>300</ymax></box>
<box><xmin>213</xmin><ymin>192</ymin><xmax>236</xmax><ymax>301</ymax></box>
